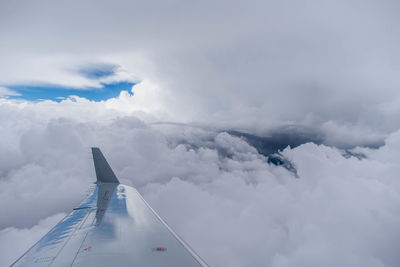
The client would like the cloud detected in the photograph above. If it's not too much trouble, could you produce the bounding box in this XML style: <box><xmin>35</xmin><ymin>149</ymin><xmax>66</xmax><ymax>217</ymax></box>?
<box><xmin>1</xmin><ymin>97</ymin><xmax>400</xmax><ymax>266</ymax></box>
<box><xmin>2</xmin><ymin>1</ymin><xmax>400</xmax><ymax>266</ymax></box>
<box><xmin>0</xmin><ymin>213</ymin><xmax>66</xmax><ymax>267</ymax></box>
<box><xmin>0</xmin><ymin>86</ymin><xmax>20</xmax><ymax>97</ymax></box>
<box><xmin>1</xmin><ymin>0</ymin><xmax>400</xmax><ymax>135</ymax></box>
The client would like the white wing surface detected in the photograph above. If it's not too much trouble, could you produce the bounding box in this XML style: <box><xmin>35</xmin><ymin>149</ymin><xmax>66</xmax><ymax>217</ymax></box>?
<box><xmin>11</xmin><ymin>148</ymin><xmax>207</xmax><ymax>267</ymax></box>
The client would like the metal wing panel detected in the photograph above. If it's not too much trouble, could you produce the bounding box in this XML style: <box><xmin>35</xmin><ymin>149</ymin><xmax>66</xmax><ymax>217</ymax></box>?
<box><xmin>11</xmin><ymin>184</ymin><xmax>207</xmax><ymax>267</ymax></box>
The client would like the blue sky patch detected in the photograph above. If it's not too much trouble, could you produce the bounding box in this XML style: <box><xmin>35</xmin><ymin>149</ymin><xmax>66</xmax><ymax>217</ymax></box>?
<box><xmin>78</xmin><ymin>63</ymin><xmax>118</xmax><ymax>79</ymax></box>
<box><xmin>7</xmin><ymin>81</ymin><xmax>135</xmax><ymax>102</ymax></box>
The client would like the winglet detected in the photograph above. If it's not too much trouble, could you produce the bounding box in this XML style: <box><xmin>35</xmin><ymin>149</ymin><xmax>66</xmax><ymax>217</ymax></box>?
<box><xmin>91</xmin><ymin>147</ymin><xmax>120</xmax><ymax>184</ymax></box>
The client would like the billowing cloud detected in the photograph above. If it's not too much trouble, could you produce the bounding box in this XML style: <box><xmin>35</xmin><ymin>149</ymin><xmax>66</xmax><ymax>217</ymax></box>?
<box><xmin>1</xmin><ymin>97</ymin><xmax>400</xmax><ymax>266</ymax></box>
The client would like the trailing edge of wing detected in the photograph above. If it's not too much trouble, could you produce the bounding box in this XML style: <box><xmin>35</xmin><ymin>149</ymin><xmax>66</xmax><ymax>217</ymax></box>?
<box><xmin>91</xmin><ymin>147</ymin><xmax>119</xmax><ymax>184</ymax></box>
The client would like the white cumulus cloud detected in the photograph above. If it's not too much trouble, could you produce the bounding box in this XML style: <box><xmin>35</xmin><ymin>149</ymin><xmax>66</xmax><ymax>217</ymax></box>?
<box><xmin>0</xmin><ymin>97</ymin><xmax>400</xmax><ymax>266</ymax></box>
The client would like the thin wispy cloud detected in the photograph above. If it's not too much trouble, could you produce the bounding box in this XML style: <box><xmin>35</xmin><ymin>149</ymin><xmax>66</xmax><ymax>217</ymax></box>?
<box><xmin>0</xmin><ymin>86</ymin><xmax>21</xmax><ymax>97</ymax></box>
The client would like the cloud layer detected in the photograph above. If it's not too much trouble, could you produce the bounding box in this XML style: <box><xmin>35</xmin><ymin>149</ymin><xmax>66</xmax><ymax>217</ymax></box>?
<box><xmin>1</xmin><ymin>97</ymin><xmax>400</xmax><ymax>266</ymax></box>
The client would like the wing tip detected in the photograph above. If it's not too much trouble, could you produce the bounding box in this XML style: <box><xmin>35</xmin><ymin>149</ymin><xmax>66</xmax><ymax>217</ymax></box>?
<box><xmin>91</xmin><ymin>147</ymin><xmax>120</xmax><ymax>184</ymax></box>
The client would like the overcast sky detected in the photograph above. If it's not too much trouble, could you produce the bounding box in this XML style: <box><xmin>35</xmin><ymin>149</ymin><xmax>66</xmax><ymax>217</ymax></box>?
<box><xmin>1</xmin><ymin>1</ymin><xmax>400</xmax><ymax>266</ymax></box>
<box><xmin>2</xmin><ymin>0</ymin><xmax>400</xmax><ymax>132</ymax></box>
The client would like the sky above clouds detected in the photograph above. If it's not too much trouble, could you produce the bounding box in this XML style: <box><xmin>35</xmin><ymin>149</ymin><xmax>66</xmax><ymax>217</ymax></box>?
<box><xmin>1</xmin><ymin>0</ymin><xmax>400</xmax><ymax>132</ymax></box>
<box><xmin>1</xmin><ymin>0</ymin><xmax>400</xmax><ymax>266</ymax></box>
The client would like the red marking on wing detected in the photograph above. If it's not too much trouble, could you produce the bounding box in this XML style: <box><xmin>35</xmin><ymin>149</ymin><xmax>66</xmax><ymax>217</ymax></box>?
<box><xmin>152</xmin><ymin>247</ymin><xmax>167</xmax><ymax>252</ymax></box>
<box><xmin>83</xmin><ymin>246</ymin><xmax>92</xmax><ymax>252</ymax></box>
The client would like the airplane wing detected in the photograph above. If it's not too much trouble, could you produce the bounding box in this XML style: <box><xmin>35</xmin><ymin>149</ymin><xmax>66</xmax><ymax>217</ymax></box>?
<box><xmin>11</xmin><ymin>147</ymin><xmax>207</xmax><ymax>267</ymax></box>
